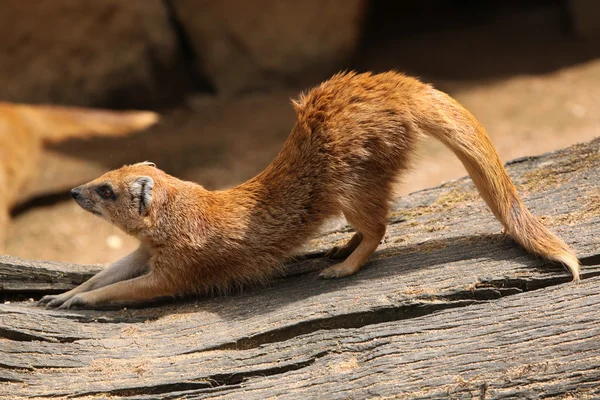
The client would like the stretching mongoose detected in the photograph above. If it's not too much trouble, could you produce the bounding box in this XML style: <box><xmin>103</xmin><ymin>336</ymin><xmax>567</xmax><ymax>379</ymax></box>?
<box><xmin>40</xmin><ymin>71</ymin><xmax>580</xmax><ymax>309</ymax></box>
<box><xmin>0</xmin><ymin>102</ymin><xmax>158</xmax><ymax>252</ymax></box>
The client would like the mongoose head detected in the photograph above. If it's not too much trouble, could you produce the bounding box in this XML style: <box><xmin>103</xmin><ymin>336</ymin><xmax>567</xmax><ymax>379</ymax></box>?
<box><xmin>70</xmin><ymin>161</ymin><xmax>160</xmax><ymax>235</ymax></box>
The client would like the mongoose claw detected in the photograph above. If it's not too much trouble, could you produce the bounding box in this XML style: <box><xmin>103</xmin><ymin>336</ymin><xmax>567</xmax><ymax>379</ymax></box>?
<box><xmin>46</xmin><ymin>297</ymin><xmax>68</xmax><ymax>309</ymax></box>
<box><xmin>38</xmin><ymin>294</ymin><xmax>58</xmax><ymax>306</ymax></box>
<box><xmin>44</xmin><ymin>293</ymin><xmax>76</xmax><ymax>309</ymax></box>
<box><xmin>57</xmin><ymin>294</ymin><xmax>89</xmax><ymax>310</ymax></box>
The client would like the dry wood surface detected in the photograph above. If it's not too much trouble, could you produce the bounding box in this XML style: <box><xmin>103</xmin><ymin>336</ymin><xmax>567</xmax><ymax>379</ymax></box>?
<box><xmin>2</xmin><ymin>138</ymin><xmax>600</xmax><ymax>399</ymax></box>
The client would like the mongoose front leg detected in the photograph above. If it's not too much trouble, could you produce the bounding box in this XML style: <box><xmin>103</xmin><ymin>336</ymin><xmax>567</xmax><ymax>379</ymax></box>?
<box><xmin>320</xmin><ymin>230</ymin><xmax>384</xmax><ymax>279</ymax></box>
<box><xmin>57</xmin><ymin>271</ymin><xmax>175</xmax><ymax>309</ymax></box>
<box><xmin>40</xmin><ymin>245</ymin><xmax>151</xmax><ymax>308</ymax></box>
<box><xmin>325</xmin><ymin>232</ymin><xmax>363</xmax><ymax>260</ymax></box>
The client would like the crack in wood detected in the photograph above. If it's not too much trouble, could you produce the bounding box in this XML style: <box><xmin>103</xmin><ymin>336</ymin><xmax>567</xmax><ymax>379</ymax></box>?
<box><xmin>66</xmin><ymin>351</ymin><xmax>329</xmax><ymax>398</ymax></box>
<box><xmin>0</xmin><ymin>376</ymin><xmax>23</xmax><ymax>383</ymax></box>
<box><xmin>0</xmin><ymin>327</ymin><xmax>60</xmax><ymax>343</ymax></box>
<box><xmin>0</xmin><ymin>290</ymin><xmax>63</xmax><ymax>303</ymax></box>
<box><xmin>194</xmin><ymin>259</ymin><xmax>600</xmax><ymax>354</ymax></box>
<box><xmin>0</xmin><ymin>362</ymin><xmax>33</xmax><ymax>372</ymax></box>
<box><xmin>197</xmin><ymin>300</ymin><xmax>482</xmax><ymax>352</ymax></box>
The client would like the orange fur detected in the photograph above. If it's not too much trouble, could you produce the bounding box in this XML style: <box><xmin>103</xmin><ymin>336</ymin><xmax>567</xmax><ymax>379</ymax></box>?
<box><xmin>0</xmin><ymin>102</ymin><xmax>158</xmax><ymax>252</ymax></box>
<box><xmin>41</xmin><ymin>71</ymin><xmax>579</xmax><ymax>309</ymax></box>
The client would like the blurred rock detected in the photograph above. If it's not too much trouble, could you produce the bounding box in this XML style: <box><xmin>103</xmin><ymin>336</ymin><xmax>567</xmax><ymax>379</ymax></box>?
<box><xmin>0</xmin><ymin>0</ymin><xmax>189</xmax><ymax>108</ymax></box>
<box><xmin>171</xmin><ymin>0</ymin><xmax>367</xmax><ymax>94</ymax></box>
<box><xmin>569</xmin><ymin>0</ymin><xmax>600</xmax><ymax>38</ymax></box>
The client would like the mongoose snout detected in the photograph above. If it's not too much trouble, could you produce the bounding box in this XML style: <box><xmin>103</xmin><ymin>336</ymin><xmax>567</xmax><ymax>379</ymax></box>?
<box><xmin>69</xmin><ymin>184</ymin><xmax>104</xmax><ymax>217</ymax></box>
<box><xmin>70</xmin><ymin>187</ymin><xmax>82</xmax><ymax>199</ymax></box>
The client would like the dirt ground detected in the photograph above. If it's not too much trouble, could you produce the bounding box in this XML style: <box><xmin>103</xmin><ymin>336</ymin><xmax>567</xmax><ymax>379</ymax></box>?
<box><xmin>5</xmin><ymin>4</ymin><xmax>600</xmax><ymax>265</ymax></box>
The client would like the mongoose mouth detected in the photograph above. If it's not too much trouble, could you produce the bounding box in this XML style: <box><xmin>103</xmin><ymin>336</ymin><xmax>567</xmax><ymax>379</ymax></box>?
<box><xmin>74</xmin><ymin>198</ymin><xmax>102</xmax><ymax>216</ymax></box>
<box><xmin>88</xmin><ymin>208</ymin><xmax>103</xmax><ymax>217</ymax></box>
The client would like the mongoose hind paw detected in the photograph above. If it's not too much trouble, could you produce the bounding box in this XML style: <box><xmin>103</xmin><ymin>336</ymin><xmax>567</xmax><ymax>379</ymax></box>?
<box><xmin>319</xmin><ymin>263</ymin><xmax>359</xmax><ymax>279</ymax></box>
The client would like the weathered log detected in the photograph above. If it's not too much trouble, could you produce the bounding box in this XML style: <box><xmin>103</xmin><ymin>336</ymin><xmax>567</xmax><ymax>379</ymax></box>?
<box><xmin>2</xmin><ymin>138</ymin><xmax>600</xmax><ymax>398</ymax></box>
<box><xmin>0</xmin><ymin>257</ymin><xmax>100</xmax><ymax>298</ymax></box>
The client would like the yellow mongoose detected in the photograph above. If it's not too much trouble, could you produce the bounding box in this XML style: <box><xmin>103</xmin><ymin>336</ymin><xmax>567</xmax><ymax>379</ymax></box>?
<box><xmin>0</xmin><ymin>102</ymin><xmax>158</xmax><ymax>251</ymax></box>
<box><xmin>40</xmin><ymin>71</ymin><xmax>579</xmax><ymax>309</ymax></box>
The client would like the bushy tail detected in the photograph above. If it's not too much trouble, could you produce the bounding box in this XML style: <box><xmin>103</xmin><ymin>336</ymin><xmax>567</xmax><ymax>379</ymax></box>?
<box><xmin>11</xmin><ymin>103</ymin><xmax>159</xmax><ymax>143</ymax></box>
<box><xmin>420</xmin><ymin>89</ymin><xmax>580</xmax><ymax>281</ymax></box>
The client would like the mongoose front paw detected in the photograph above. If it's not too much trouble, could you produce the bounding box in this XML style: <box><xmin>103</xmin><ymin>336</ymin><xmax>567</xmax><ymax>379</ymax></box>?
<box><xmin>57</xmin><ymin>294</ymin><xmax>91</xmax><ymax>310</ymax></box>
<box><xmin>38</xmin><ymin>294</ymin><xmax>59</xmax><ymax>306</ymax></box>
<box><xmin>43</xmin><ymin>294</ymin><xmax>75</xmax><ymax>309</ymax></box>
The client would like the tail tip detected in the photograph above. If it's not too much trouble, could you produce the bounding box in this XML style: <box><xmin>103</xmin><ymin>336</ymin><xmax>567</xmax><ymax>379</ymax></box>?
<box><xmin>554</xmin><ymin>253</ymin><xmax>581</xmax><ymax>283</ymax></box>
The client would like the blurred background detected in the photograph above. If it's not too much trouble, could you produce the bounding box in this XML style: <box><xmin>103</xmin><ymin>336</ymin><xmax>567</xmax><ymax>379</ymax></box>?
<box><xmin>4</xmin><ymin>0</ymin><xmax>600</xmax><ymax>264</ymax></box>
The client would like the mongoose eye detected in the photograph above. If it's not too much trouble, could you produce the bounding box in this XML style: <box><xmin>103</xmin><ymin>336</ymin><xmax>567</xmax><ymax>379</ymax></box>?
<box><xmin>97</xmin><ymin>186</ymin><xmax>115</xmax><ymax>199</ymax></box>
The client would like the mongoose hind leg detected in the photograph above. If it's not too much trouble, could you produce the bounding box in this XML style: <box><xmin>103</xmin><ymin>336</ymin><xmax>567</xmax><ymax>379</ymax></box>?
<box><xmin>320</xmin><ymin>207</ymin><xmax>387</xmax><ymax>279</ymax></box>
<box><xmin>325</xmin><ymin>232</ymin><xmax>363</xmax><ymax>260</ymax></box>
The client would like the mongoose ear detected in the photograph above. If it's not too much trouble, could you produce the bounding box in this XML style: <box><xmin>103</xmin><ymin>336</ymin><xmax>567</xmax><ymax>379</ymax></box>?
<box><xmin>130</xmin><ymin>176</ymin><xmax>154</xmax><ymax>216</ymax></box>
<box><xmin>137</xmin><ymin>161</ymin><xmax>156</xmax><ymax>168</ymax></box>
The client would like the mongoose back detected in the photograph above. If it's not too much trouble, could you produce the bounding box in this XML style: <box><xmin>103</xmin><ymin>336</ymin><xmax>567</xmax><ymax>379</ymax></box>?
<box><xmin>0</xmin><ymin>102</ymin><xmax>158</xmax><ymax>251</ymax></box>
<box><xmin>40</xmin><ymin>71</ymin><xmax>580</xmax><ymax>310</ymax></box>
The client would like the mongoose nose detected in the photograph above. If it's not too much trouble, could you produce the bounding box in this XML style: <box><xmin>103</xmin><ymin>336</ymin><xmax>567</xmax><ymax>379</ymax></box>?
<box><xmin>70</xmin><ymin>187</ymin><xmax>82</xmax><ymax>199</ymax></box>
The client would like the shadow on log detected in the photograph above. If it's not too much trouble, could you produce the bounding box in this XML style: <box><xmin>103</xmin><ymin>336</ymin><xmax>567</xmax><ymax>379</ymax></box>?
<box><xmin>2</xmin><ymin>138</ymin><xmax>600</xmax><ymax>398</ymax></box>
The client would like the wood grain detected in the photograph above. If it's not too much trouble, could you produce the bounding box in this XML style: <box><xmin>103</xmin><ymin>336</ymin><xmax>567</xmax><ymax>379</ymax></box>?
<box><xmin>2</xmin><ymin>138</ymin><xmax>600</xmax><ymax>399</ymax></box>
